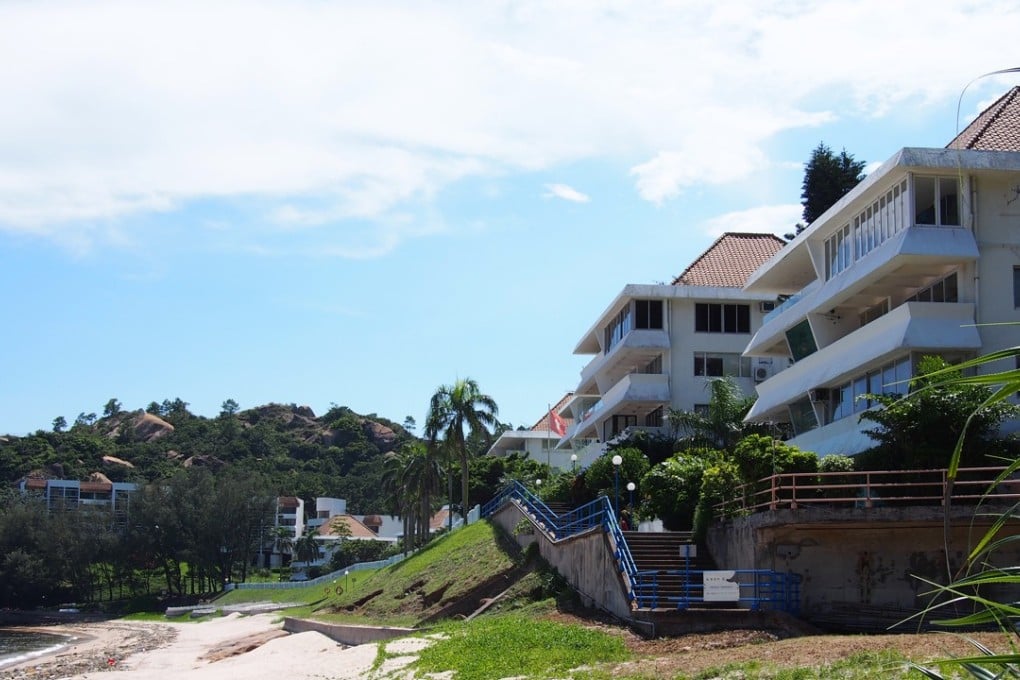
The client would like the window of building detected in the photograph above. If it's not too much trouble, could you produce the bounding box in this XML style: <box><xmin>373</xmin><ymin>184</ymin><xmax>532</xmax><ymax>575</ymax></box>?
<box><xmin>635</xmin><ymin>299</ymin><xmax>664</xmax><ymax>329</ymax></box>
<box><xmin>824</xmin><ymin>223</ymin><xmax>853</xmax><ymax>280</ymax></box>
<box><xmin>695</xmin><ymin>303</ymin><xmax>751</xmax><ymax>334</ymax></box>
<box><xmin>606</xmin><ymin>415</ymin><xmax>637</xmax><ymax>439</ymax></box>
<box><xmin>907</xmin><ymin>272</ymin><xmax>959</xmax><ymax>304</ymax></box>
<box><xmin>639</xmin><ymin>355</ymin><xmax>662</xmax><ymax>374</ymax></box>
<box><xmin>785</xmin><ymin>319</ymin><xmax>818</xmax><ymax>362</ymax></box>
<box><xmin>603</xmin><ymin>305</ymin><xmax>632</xmax><ymax>352</ymax></box>
<box><xmin>828</xmin><ymin>356</ymin><xmax>914</xmax><ymax>424</ymax></box>
<box><xmin>694</xmin><ymin>352</ymin><xmax>751</xmax><ymax>378</ymax></box>
<box><xmin>644</xmin><ymin>406</ymin><xmax>664</xmax><ymax>427</ymax></box>
<box><xmin>859</xmin><ymin>299</ymin><xmax>890</xmax><ymax>326</ymax></box>
<box><xmin>914</xmin><ymin>175</ymin><xmax>960</xmax><ymax>227</ymax></box>
<box><xmin>788</xmin><ymin>398</ymin><xmax>818</xmax><ymax>436</ymax></box>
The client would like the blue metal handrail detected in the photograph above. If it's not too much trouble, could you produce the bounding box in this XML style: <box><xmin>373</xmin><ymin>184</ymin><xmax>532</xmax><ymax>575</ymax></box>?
<box><xmin>482</xmin><ymin>481</ymin><xmax>800</xmax><ymax>613</ymax></box>
<box><xmin>482</xmin><ymin>481</ymin><xmax>641</xmax><ymax>601</ymax></box>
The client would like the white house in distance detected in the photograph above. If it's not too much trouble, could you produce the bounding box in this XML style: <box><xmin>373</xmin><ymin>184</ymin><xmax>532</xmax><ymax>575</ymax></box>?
<box><xmin>559</xmin><ymin>233</ymin><xmax>787</xmax><ymax>460</ymax></box>
<box><xmin>485</xmin><ymin>394</ymin><xmax>590</xmax><ymax>471</ymax></box>
<box><xmin>742</xmin><ymin>87</ymin><xmax>1020</xmax><ymax>456</ymax></box>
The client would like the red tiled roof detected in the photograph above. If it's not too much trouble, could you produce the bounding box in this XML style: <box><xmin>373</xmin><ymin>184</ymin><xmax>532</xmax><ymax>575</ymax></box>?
<box><xmin>317</xmin><ymin>515</ymin><xmax>378</xmax><ymax>539</ymax></box>
<box><xmin>947</xmin><ymin>87</ymin><xmax>1020</xmax><ymax>151</ymax></box>
<box><xmin>672</xmin><ymin>233</ymin><xmax>786</xmax><ymax>287</ymax></box>
<box><xmin>277</xmin><ymin>496</ymin><xmax>301</xmax><ymax>508</ymax></box>
<box><xmin>529</xmin><ymin>393</ymin><xmax>575</xmax><ymax>431</ymax></box>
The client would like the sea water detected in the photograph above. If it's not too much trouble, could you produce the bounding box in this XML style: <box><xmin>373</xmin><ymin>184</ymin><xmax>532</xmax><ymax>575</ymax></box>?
<box><xmin>0</xmin><ymin>630</ymin><xmax>74</xmax><ymax>669</ymax></box>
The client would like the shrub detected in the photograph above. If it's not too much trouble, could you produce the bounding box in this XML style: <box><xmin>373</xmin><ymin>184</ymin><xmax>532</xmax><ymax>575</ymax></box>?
<box><xmin>639</xmin><ymin>448</ymin><xmax>723</xmax><ymax>531</ymax></box>
<box><xmin>693</xmin><ymin>461</ymin><xmax>741</xmax><ymax>540</ymax></box>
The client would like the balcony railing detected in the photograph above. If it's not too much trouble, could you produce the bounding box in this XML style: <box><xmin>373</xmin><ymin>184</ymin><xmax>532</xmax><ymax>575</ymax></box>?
<box><xmin>714</xmin><ymin>466</ymin><xmax>1019</xmax><ymax>517</ymax></box>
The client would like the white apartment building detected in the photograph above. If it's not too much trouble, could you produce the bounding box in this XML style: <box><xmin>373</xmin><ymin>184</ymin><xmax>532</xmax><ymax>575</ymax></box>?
<box><xmin>18</xmin><ymin>477</ymin><xmax>137</xmax><ymax>526</ymax></box>
<box><xmin>742</xmin><ymin>87</ymin><xmax>1020</xmax><ymax>456</ymax></box>
<box><xmin>485</xmin><ymin>394</ymin><xmax>592</xmax><ymax>471</ymax></box>
<box><xmin>560</xmin><ymin>233</ymin><xmax>787</xmax><ymax>458</ymax></box>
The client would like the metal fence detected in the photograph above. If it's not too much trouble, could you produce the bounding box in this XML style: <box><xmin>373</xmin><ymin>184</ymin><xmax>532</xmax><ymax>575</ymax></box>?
<box><xmin>714</xmin><ymin>465</ymin><xmax>1019</xmax><ymax>517</ymax></box>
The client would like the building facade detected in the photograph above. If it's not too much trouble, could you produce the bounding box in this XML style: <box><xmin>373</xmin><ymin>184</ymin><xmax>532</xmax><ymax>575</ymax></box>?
<box><xmin>560</xmin><ymin>233</ymin><xmax>787</xmax><ymax>459</ymax></box>
<box><xmin>742</xmin><ymin>88</ymin><xmax>1020</xmax><ymax>455</ymax></box>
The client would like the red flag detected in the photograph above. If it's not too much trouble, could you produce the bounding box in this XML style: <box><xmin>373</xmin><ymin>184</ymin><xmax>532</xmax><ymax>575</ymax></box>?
<box><xmin>549</xmin><ymin>408</ymin><xmax>567</xmax><ymax>437</ymax></box>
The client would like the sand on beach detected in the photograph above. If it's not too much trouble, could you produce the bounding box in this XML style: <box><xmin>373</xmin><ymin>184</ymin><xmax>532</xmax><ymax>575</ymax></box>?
<box><xmin>5</xmin><ymin>613</ymin><xmax>412</xmax><ymax>680</ymax></box>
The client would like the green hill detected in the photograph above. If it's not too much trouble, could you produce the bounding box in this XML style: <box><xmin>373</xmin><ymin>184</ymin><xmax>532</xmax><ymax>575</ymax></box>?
<box><xmin>1</xmin><ymin>401</ymin><xmax>412</xmax><ymax>512</ymax></box>
<box><xmin>220</xmin><ymin>521</ymin><xmax>571</xmax><ymax>627</ymax></box>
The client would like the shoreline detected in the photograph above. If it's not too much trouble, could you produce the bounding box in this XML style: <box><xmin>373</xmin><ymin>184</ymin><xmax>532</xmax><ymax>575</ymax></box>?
<box><xmin>0</xmin><ymin>613</ymin><xmax>426</xmax><ymax>680</ymax></box>
<box><xmin>2</xmin><ymin>620</ymin><xmax>176</xmax><ymax>679</ymax></box>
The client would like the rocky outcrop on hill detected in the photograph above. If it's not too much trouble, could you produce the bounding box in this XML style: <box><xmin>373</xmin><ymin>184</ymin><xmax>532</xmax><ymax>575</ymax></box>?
<box><xmin>104</xmin><ymin>411</ymin><xmax>175</xmax><ymax>443</ymax></box>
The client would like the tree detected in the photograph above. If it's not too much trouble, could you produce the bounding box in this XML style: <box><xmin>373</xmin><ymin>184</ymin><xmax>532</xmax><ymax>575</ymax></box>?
<box><xmin>799</xmin><ymin>142</ymin><xmax>867</xmax><ymax>227</ymax></box>
<box><xmin>220</xmin><ymin>399</ymin><xmax>240</xmax><ymax>417</ymax></box>
<box><xmin>858</xmin><ymin>355</ymin><xmax>1019</xmax><ymax>470</ymax></box>
<box><xmin>426</xmin><ymin>378</ymin><xmax>498</xmax><ymax>524</ymax></box>
<box><xmin>103</xmin><ymin>398</ymin><xmax>122</xmax><ymax>418</ymax></box>
<box><xmin>52</xmin><ymin>416</ymin><xmax>66</xmax><ymax>433</ymax></box>
<box><xmin>402</xmin><ymin>416</ymin><xmax>416</xmax><ymax>433</ymax></box>
<box><xmin>667</xmin><ymin>378</ymin><xmax>762</xmax><ymax>452</ymax></box>
<box><xmin>294</xmin><ymin>530</ymin><xmax>322</xmax><ymax>564</ymax></box>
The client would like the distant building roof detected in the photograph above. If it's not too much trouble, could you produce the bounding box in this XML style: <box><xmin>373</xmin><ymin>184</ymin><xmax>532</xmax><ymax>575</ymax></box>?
<box><xmin>947</xmin><ymin>87</ymin><xmax>1020</xmax><ymax>151</ymax></box>
<box><xmin>672</xmin><ymin>232</ymin><xmax>787</xmax><ymax>287</ymax></box>
<box><xmin>317</xmin><ymin>514</ymin><xmax>379</xmax><ymax>539</ymax></box>
<box><xmin>277</xmin><ymin>496</ymin><xmax>301</xmax><ymax>508</ymax></box>
<box><xmin>529</xmin><ymin>393</ymin><xmax>575</xmax><ymax>431</ymax></box>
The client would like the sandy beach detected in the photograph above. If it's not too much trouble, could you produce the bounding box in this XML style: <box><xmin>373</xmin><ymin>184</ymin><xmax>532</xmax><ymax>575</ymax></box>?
<box><xmin>2</xmin><ymin>613</ymin><xmax>420</xmax><ymax>680</ymax></box>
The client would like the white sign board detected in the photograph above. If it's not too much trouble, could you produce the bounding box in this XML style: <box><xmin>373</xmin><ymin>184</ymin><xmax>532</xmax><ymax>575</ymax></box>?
<box><xmin>703</xmin><ymin>570</ymin><xmax>740</xmax><ymax>602</ymax></box>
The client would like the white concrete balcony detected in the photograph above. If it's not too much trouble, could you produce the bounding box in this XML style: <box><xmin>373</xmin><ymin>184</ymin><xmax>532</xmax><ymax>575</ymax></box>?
<box><xmin>575</xmin><ymin>328</ymin><xmax>669</xmax><ymax>395</ymax></box>
<box><xmin>747</xmin><ymin>301</ymin><xmax>981</xmax><ymax>421</ymax></box>
<box><xmin>746</xmin><ymin>226</ymin><xmax>979</xmax><ymax>357</ymax></box>
<box><xmin>572</xmin><ymin>372</ymin><xmax>670</xmax><ymax>439</ymax></box>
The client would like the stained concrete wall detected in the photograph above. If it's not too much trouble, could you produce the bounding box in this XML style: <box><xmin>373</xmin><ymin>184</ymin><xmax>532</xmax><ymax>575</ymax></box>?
<box><xmin>489</xmin><ymin>502</ymin><xmax>632</xmax><ymax>620</ymax></box>
<box><xmin>283</xmin><ymin>617</ymin><xmax>415</xmax><ymax>646</ymax></box>
<box><xmin>707</xmin><ymin>504</ymin><xmax>1020</xmax><ymax>622</ymax></box>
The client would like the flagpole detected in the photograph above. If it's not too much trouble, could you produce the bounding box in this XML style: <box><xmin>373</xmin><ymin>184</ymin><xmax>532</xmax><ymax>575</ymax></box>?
<box><xmin>546</xmin><ymin>403</ymin><xmax>552</xmax><ymax>469</ymax></box>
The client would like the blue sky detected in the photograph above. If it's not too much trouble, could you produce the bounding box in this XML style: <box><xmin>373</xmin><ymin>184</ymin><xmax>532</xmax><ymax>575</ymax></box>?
<box><xmin>2</xmin><ymin>1</ymin><xmax>1020</xmax><ymax>435</ymax></box>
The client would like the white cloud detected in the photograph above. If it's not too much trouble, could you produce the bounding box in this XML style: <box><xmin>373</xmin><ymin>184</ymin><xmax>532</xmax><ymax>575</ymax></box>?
<box><xmin>543</xmin><ymin>183</ymin><xmax>590</xmax><ymax>203</ymax></box>
<box><xmin>702</xmin><ymin>205</ymin><xmax>803</xmax><ymax>238</ymax></box>
<box><xmin>0</xmin><ymin>0</ymin><xmax>1017</xmax><ymax>254</ymax></box>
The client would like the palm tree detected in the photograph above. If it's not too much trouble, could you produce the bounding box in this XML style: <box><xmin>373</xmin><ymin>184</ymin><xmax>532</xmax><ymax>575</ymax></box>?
<box><xmin>426</xmin><ymin>378</ymin><xmax>498</xmax><ymax>525</ymax></box>
<box><xmin>293</xmin><ymin>530</ymin><xmax>321</xmax><ymax>564</ymax></box>
<box><xmin>271</xmin><ymin>526</ymin><xmax>294</xmax><ymax>565</ymax></box>
<box><xmin>668</xmin><ymin>377</ymin><xmax>761</xmax><ymax>451</ymax></box>
<box><xmin>382</xmin><ymin>442</ymin><xmax>444</xmax><ymax>551</ymax></box>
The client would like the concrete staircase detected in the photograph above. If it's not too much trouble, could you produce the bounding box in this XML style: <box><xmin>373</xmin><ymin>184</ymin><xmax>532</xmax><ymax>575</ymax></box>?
<box><xmin>623</xmin><ymin>530</ymin><xmax>718</xmax><ymax>610</ymax></box>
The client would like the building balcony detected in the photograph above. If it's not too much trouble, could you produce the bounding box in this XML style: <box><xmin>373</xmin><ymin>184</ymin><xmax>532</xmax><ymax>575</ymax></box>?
<box><xmin>746</xmin><ymin>226</ymin><xmax>979</xmax><ymax>357</ymax></box>
<box><xmin>572</xmin><ymin>372</ymin><xmax>670</xmax><ymax>440</ymax></box>
<box><xmin>576</xmin><ymin>328</ymin><xmax>669</xmax><ymax>394</ymax></box>
<box><xmin>746</xmin><ymin>301</ymin><xmax>981</xmax><ymax>421</ymax></box>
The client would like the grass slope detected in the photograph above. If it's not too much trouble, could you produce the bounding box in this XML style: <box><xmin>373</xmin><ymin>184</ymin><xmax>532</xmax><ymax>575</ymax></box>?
<box><xmin>217</xmin><ymin>520</ymin><xmax>524</xmax><ymax>626</ymax></box>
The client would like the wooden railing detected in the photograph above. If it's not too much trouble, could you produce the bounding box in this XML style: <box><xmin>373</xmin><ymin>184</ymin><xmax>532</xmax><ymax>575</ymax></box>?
<box><xmin>714</xmin><ymin>466</ymin><xmax>1020</xmax><ymax>517</ymax></box>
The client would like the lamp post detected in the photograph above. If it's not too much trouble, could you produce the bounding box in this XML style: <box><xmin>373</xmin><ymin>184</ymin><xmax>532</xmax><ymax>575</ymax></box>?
<box><xmin>570</xmin><ymin>453</ymin><xmax>577</xmax><ymax>473</ymax></box>
<box><xmin>612</xmin><ymin>454</ymin><xmax>623</xmax><ymax>514</ymax></box>
<box><xmin>627</xmin><ymin>481</ymin><xmax>636</xmax><ymax>510</ymax></box>
<box><xmin>535</xmin><ymin>478</ymin><xmax>542</xmax><ymax>496</ymax></box>
<box><xmin>344</xmin><ymin>569</ymin><xmax>349</xmax><ymax>593</ymax></box>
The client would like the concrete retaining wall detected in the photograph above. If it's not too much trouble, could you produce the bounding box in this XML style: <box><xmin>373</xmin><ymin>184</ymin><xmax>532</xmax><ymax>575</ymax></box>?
<box><xmin>489</xmin><ymin>501</ymin><xmax>632</xmax><ymax>620</ymax></box>
<box><xmin>283</xmin><ymin>617</ymin><xmax>416</xmax><ymax>646</ymax></box>
<box><xmin>707</xmin><ymin>504</ymin><xmax>1020</xmax><ymax>624</ymax></box>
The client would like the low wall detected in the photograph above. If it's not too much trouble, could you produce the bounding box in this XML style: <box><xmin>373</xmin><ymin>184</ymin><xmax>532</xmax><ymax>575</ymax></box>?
<box><xmin>489</xmin><ymin>502</ymin><xmax>632</xmax><ymax>620</ymax></box>
<box><xmin>707</xmin><ymin>504</ymin><xmax>1020</xmax><ymax>627</ymax></box>
<box><xmin>283</xmin><ymin>617</ymin><xmax>415</xmax><ymax>646</ymax></box>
